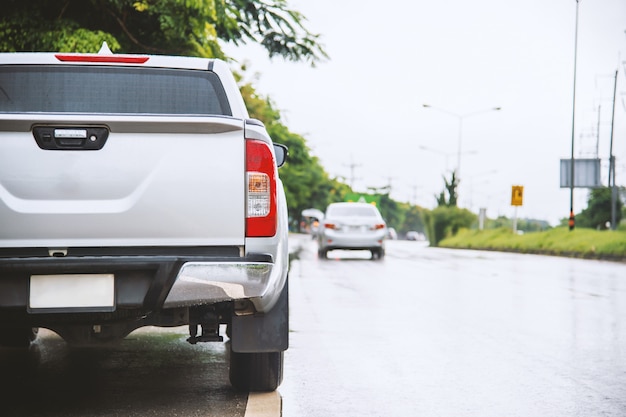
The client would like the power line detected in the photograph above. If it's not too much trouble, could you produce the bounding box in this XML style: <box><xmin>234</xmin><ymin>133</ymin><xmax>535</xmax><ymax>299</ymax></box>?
<box><xmin>343</xmin><ymin>157</ymin><xmax>362</xmax><ymax>189</ymax></box>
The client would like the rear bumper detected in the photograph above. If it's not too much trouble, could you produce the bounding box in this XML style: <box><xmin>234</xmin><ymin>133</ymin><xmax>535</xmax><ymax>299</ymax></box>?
<box><xmin>319</xmin><ymin>230</ymin><xmax>386</xmax><ymax>250</ymax></box>
<box><xmin>163</xmin><ymin>260</ymin><xmax>276</xmax><ymax>309</ymax></box>
<box><xmin>0</xmin><ymin>252</ymin><xmax>281</xmax><ymax>319</ymax></box>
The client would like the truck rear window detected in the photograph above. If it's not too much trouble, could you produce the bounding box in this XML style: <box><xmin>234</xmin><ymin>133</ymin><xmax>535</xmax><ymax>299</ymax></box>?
<box><xmin>0</xmin><ymin>65</ymin><xmax>232</xmax><ymax>116</ymax></box>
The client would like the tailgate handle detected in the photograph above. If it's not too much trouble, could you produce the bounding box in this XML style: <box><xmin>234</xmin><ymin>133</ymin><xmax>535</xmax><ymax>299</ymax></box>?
<box><xmin>33</xmin><ymin>126</ymin><xmax>109</xmax><ymax>150</ymax></box>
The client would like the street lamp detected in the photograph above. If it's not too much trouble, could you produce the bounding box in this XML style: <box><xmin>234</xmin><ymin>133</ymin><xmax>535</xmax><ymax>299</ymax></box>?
<box><xmin>422</xmin><ymin>104</ymin><xmax>501</xmax><ymax>179</ymax></box>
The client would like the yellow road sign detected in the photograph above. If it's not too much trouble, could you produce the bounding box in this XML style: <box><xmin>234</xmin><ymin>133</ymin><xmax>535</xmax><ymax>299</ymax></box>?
<box><xmin>511</xmin><ymin>185</ymin><xmax>524</xmax><ymax>206</ymax></box>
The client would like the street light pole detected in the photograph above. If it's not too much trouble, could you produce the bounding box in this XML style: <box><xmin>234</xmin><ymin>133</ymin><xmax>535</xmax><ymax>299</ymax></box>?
<box><xmin>422</xmin><ymin>104</ymin><xmax>501</xmax><ymax>178</ymax></box>
<box><xmin>568</xmin><ymin>0</ymin><xmax>580</xmax><ymax>231</ymax></box>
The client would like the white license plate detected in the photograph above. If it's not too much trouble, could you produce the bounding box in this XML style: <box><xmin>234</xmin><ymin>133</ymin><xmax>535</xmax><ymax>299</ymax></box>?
<box><xmin>29</xmin><ymin>274</ymin><xmax>115</xmax><ymax>310</ymax></box>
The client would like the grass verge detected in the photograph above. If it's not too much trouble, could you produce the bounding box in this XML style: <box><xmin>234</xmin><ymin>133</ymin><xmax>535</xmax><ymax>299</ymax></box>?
<box><xmin>439</xmin><ymin>227</ymin><xmax>626</xmax><ymax>262</ymax></box>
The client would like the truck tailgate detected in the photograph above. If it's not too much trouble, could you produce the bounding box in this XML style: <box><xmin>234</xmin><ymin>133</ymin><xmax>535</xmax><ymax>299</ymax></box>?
<box><xmin>0</xmin><ymin>115</ymin><xmax>245</xmax><ymax>248</ymax></box>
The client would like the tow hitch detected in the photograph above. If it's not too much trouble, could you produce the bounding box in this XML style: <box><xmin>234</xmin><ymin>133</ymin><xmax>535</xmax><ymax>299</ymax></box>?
<box><xmin>186</xmin><ymin>309</ymin><xmax>223</xmax><ymax>344</ymax></box>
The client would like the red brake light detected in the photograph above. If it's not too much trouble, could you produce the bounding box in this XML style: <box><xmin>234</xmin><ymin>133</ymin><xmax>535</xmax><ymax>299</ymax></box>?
<box><xmin>372</xmin><ymin>224</ymin><xmax>386</xmax><ymax>230</ymax></box>
<box><xmin>324</xmin><ymin>223</ymin><xmax>336</xmax><ymax>230</ymax></box>
<box><xmin>246</xmin><ymin>140</ymin><xmax>277</xmax><ymax>237</ymax></box>
<box><xmin>55</xmin><ymin>54</ymin><xmax>149</xmax><ymax>64</ymax></box>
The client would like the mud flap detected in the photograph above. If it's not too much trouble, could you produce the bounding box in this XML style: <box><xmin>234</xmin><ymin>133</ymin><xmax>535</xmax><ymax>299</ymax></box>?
<box><xmin>230</xmin><ymin>278</ymin><xmax>288</xmax><ymax>353</ymax></box>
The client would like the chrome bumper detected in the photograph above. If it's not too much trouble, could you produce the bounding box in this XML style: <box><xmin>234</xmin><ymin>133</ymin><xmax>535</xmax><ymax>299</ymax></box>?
<box><xmin>163</xmin><ymin>261</ymin><xmax>275</xmax><ymax>309</ymax></box>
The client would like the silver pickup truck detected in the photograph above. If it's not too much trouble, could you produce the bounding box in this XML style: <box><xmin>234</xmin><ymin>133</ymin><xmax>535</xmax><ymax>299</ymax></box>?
<box><xmin>0</xmin><ymin>45</ymin><xmax>289</xmax><ymax>391</ymax></box>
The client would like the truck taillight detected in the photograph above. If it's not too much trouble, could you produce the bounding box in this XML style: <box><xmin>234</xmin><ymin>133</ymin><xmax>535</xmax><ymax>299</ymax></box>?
<box><xmin>54</xmin><ymin>54</ymin><xmax>149</xmax><ymax>64</ymax></box>
<box><xmin>246</xmin><ymin>139</ymin><xmax>277</xmax><ymax>237</ymax></box>
<box><xmin>55</xmin><ymin>42</ymin><xmax>150</xmax><ymax>64</ymax></box>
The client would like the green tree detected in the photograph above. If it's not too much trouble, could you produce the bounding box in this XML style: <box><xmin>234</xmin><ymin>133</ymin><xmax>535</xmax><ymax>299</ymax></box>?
<box><xmin>576</xmin><ymin>187</ymin><xmax>623</xmax><ymax>230</ymax></box>
<box><xmin>0</xmin><ymin>0</ymin><xmax>326</xmax><ymax>63</ymax></box>
<box><xmin>273</xmin><ymin>124</ymin><xmax>344</xmax><ymax>223</ymax></box>
<box><xmin>239</xmin><ymin>79</ymin><xmax>349</xmax><ymax>225</ymax></box>
<box><xmin>427</xmin><ymin>170</ymin><xmax>468</xmax><ymax>245</ymax></box>
<box><xmin>436</xmin><ymin>170</ymin><xmax>459</xmax><ymax>207</ymax></box>
<box><xmin>377</xmin><ymin>193</ymin><xmax>404</xmax><ymax>232</ymax></box>
<box><xmin>399</xmin><ymin>203</ymin><xmax>427</xmax><ymax>235</ymax></box>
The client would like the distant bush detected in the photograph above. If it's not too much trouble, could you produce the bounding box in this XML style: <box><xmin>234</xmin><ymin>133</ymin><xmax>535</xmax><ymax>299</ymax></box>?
<box><xmin>424</xmin><ymin>206</ymin><xmax>477</xmax><ymax>247</ymax></box>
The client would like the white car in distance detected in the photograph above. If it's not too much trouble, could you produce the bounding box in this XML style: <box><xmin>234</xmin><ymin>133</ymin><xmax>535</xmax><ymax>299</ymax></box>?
<box><xmin>317</xmin><ymin>202</ymin><xmax>387</xmax><ymax>260</ymax></box>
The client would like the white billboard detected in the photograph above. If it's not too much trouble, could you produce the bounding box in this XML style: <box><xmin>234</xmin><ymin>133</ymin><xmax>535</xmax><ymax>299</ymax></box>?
<box><xmin>560</xmin><ymin>158</ymin><xmax>602</xmax><ymax>188</ymax></box>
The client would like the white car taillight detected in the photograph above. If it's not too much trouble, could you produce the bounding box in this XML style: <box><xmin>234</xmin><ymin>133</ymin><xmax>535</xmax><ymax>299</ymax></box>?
<box><xmin>246</xmin><ymin>139</ymin><xmax>277</xmax><ymax>237</ymax></box>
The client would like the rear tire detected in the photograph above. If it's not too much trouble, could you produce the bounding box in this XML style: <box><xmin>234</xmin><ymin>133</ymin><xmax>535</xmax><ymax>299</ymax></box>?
<box><xmin>229</xmin><ymin>350</ymin><xmax>284</xmax><ymax>392</ymax></box>
<box><xmin>0</xmin><ymin>327</ymin><xmax>38</xmax><ymax>348</ymax></box>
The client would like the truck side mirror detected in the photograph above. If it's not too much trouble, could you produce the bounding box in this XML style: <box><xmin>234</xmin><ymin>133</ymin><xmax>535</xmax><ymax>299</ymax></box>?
<box><xmin>274</xmin><ymin>144</ymin><xmax>288</xmax><ymax>167</ymax></box>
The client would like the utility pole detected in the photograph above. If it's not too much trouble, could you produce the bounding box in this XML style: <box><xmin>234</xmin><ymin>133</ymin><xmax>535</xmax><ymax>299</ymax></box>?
<box><xmin>343</xmin><ymin>158</ymin><xmax>361</xmax><ymax>190</ymax></box>
<box><xmin>411</xmin><ymin>184</ymin><xmax>421</xmax><ymax>206</ymax></box>
<box><xmin>384</xmin><ymin>176</ymin><xmax>395</xmax><ymax>195</ymax></box>
<box><xmin>608</xmin><ymin>69</ymin><xmax>618</xmax><ymax>230</ymax></box>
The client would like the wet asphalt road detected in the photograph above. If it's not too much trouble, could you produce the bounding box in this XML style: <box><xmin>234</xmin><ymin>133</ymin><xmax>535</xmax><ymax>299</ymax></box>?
<box><xmin>1</xmin><ymin>234</ymin><xmax>625</xmax><ymax>416</ymax></box>
<box><xmin>0</xmin><ymin>327</ymin><xmax>248</xmax><ymax>417</ymax></box>
<box><xmin>280</xmin><ymin>235</ymin><xmax>626</xmax><ymax>416</ymax></box>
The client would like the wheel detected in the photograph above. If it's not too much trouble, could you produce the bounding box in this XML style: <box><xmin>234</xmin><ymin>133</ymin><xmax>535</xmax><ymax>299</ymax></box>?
<box><xmin>318</xmin><ymin>248</ymin><xmax>328</xmax><ymax>259</ymax></box>
<box><xmin>0</xmin><ymin>327</ymin><xmax>38</xmax><ymax>348</ymax></box>
<box><xmin>229</xmin><ymin>350</ymin><xmax>284</xmax><ymax>392</ymax></box>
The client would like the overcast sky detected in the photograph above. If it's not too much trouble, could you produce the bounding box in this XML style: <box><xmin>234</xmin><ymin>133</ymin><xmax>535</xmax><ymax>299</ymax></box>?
<box><xmin>224</xmin><ymin>0</ymin><xmax>626</xmax><ymax>225</ymax></box>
